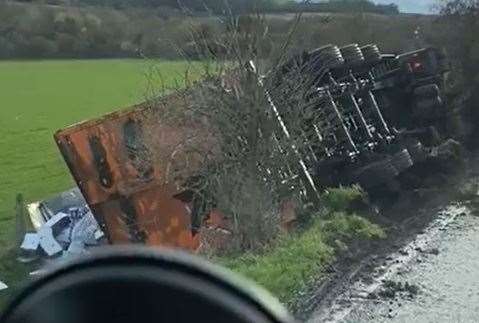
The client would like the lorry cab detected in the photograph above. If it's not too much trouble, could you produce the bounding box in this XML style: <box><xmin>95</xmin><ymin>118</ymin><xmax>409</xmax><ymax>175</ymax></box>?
<box><xmin>397</xmin><ymin>47</ymin><xmax>450</xmax><ymax>88</ymax></box>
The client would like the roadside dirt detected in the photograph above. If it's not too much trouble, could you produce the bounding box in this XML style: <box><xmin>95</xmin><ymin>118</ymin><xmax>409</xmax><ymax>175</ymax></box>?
<box><xmin>293</xmin><ymin>155</ymin><xmax>475</xmax><ymax>321</ymax></box>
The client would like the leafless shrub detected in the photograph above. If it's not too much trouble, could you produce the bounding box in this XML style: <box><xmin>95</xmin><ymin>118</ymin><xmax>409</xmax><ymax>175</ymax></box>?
<box><xmin>139</xmin><ymin>7</ymin><xmax>326</xmax><ymax>253</ymax></box>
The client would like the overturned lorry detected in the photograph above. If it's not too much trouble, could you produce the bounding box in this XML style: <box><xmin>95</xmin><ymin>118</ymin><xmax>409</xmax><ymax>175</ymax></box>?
<box><xmin>51</xmin><ymin>43</ymin><xmax>460</xmax><ymax>251</ymax></box>
<box><xmin>272</xmin><ymin>44</ymin><xmax>455</xmax><ymax>191</ymax></box>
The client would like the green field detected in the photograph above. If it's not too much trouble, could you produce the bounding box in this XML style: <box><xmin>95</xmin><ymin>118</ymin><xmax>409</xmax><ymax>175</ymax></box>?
<box><xmin>0</xmin><ymin>59</ymin><xmax>195</xmax><ymax>285</ymax></box>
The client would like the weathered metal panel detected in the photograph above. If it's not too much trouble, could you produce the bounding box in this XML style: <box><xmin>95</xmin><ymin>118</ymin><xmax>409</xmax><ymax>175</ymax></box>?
<box><xmin>54</xmin><ymin>94</ymin><xmax>212</xmax><ymax>250</ymax></box>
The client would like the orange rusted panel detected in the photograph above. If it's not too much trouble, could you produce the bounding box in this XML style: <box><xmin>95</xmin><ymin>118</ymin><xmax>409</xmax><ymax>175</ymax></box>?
<box><xmin>54</xmin><ymin>93</ymin><xmax>214</xmax><ymax>250</ymax></box>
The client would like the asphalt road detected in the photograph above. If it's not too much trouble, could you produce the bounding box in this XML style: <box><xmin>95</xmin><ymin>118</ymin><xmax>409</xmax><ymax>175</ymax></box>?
<box><xmin>309</xmin><ymin>204</ymin><xmax>479</xmax><ymax>323</ymax></box>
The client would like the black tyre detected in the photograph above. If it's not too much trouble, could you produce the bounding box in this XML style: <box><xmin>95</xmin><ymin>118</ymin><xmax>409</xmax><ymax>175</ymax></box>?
<box><xmin>360</xmin><ymin>44</ymin><xmax>382</xmax><ymax>65</ymax></box>
<box><xmin>315</xmin><ymin>157</ymin><xmax>348</xmax><ymax>188</ymax></box>
<box><xmin>340</xmin><ymin>44</ymin><xmax>365</xmax><ymax>67</ymax></box>
<box><xmin>309</xmin><ymin>45</ymin><xmax>345</xmax><ymax>70</ymax></box>
<box><xmin>354</xmin><ymin>159</ymin><xmax>398</xmax><ymax>189</ymax></box>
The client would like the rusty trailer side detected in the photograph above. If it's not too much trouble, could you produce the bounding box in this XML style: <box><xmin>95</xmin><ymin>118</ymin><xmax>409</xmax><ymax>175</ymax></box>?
<box><xmin>54</xmin><ymin>93</ymin><xmax>215</xmax><ymax>251</ymax></box>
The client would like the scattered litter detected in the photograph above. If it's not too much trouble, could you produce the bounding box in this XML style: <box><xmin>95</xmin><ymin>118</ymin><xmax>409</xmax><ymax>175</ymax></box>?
<box><xmin>55</xmin><ymin>226</ymin><xmax>73</xmax><ymax>246</ymax></box>
<box><xmin>20</xmin><ymin>188</ymin><xmax>106</xmax><ymax>261</ymax></box>
<box><xmin>0</xmin><ymin>280</ymin><xmax>8</xmax><ymax>291</ymax></box>
<box><xmin>44</xmin><ymin>212</ymin><xmax>70</xmax><ymax>229</ymax></box>
<box><xmin>66</xmin><ymin>241</ymin><xmax>86</xmax><ymax>256</ymax></box>
<box><xmin>70</xmin><ymin>211</ymin><xmax>100</xmax><ymax>246</ymax></box>
<box><xmin>26</xmin><ymin>188</ymin><xmax>86</xmax><ymax>231</ymax></box>
<box><xmin>20</xmin><ymin>233</ymin><xmax>40</xmax><ymax>251</ymax></box>
<box><xmin>38</xmin><ymin>227</ymin><xmax>63</xmax><ymax>256</ymax></box>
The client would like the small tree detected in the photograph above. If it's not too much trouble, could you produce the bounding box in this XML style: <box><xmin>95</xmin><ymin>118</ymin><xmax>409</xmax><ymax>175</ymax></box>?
<box><xmin>144</xmin><ymin>9</ymin><xmax>323</xmax><ymax>253</ymax></box>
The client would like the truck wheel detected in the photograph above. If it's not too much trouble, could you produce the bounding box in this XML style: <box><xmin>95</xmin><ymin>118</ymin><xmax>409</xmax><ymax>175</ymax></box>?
<box><xmin>340</xmin><ymin>44</ymin><xmax>365</xmax><ymax>67</ymax></box>
<box><xmin>360</xmin><ymin>44</ymin><xmax>382</xmax><ymax>65</ymax></box>
<box><xmin>354</xmin><ymin>159</ymin><xmax>398</xmax><ymax>189</ymax></box>
<box><xmin>309</xmin><ymin>45</ymin><xmax>345</xmax><ymax>70</ymax></box>
<box><xmin>315</xmin><ymin>158</ymin><xmax>347</xmax><ymax>188</ymax></box>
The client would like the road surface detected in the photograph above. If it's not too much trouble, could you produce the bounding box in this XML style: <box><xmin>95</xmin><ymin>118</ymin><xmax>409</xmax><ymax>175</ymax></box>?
<box><xmin>309</xmin><ymin>202</ymin><xmax>479</xmax><ymax>323</ymax></box>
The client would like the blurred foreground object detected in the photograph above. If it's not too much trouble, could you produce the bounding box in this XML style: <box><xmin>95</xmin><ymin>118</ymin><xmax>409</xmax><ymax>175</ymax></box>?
<box><xmin>1</xmin><ymin>247</ymin><xmax>294</xmax><ymax>323</ymax></box>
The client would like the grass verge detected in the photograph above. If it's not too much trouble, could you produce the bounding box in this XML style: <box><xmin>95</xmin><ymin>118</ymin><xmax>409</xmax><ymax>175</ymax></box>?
<box><xmin>221</xmin><ymin>188</ymin><xmax>385</xmax><ymax>305</ymax></box>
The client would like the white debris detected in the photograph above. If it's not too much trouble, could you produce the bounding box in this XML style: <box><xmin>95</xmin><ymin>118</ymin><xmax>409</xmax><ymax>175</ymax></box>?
<box><xmin>22</xmin><ymin>211</ymin><xmax>104</xmax><ymax>258</ymax></box>
<box><xmin>20</xmin><ymin>188</ymin><xmax>105</xmax><ymax>261</ymax></box>
<box><xmin>38</xmin><ymin>226</ymin><xmax>64</xmax><ymax>257</ymax></box>
<box><xmin>44</xmin><ymin>212</ymin><xmax>70</xmax><ymax>228</ymax></box>
<box><xmin>0</xmin><ymin>280</ymin><xmax>8</xmax><ymax>291</ymax></box>
<box><xmin>20</xmin><ymin>233</ymin><xmax>40</xmax><ymax>251</ymax></box>
<box><xmin>27</xmin><ymin>188</ymin><xmax>86</xmax><ymax>231</ymax></box>
<box><xmin>94</xmin><ymin>229</ymin><xmax>105</xmax><ymax>240</ymax></box>
<box><xmin>27</xmin><ymin>202</ymin><xmax>46</xmax><ymax>231</ymax></box>
<box><xmin>71</xmin><ymin>211</ymin><xmax>99</xmax><ymax>246</ymax></box>
<box><xmin>66</xmin><ymin>241</ymin><xmax>86</xmax><ymax>255</ymax></box>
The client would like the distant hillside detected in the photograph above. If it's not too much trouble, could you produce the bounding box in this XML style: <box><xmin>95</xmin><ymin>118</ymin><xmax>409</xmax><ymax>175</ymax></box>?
<box><xmin>1</xmin><ymin>0</ymin><xmax>430</xmax><ymax>60</ymax></box>
<box><xmin>13</xmin><ymin>0</ymin><xmax>400</xmax><ymax>14</ymax></box>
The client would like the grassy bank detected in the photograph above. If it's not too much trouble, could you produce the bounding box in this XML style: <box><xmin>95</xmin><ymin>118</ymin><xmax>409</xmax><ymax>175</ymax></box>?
<box><xmin>222</xmin><ymin>188</ymin><xmax>386</xmax><ymax>305</ymax></box>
